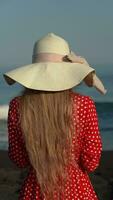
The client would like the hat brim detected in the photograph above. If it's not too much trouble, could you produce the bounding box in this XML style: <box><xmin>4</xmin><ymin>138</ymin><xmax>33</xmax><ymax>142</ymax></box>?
<box><xmin>3</xmin><ymin>62</ymin><xmax>106</xmax><ymax>94</ymax></box>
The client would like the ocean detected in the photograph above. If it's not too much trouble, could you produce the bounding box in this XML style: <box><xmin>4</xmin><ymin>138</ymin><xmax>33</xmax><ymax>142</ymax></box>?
<box><xmin>0</xmin><ymin>69</ymin><xmax>113</xmax><ymax>150</ymax></box>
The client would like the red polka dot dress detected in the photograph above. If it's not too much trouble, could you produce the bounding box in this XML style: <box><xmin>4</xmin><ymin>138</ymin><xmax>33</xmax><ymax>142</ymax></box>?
<box><xmin>8</xmin><ymin>92</ymin><xmax>102</xmax><ymax>200</ymax></box>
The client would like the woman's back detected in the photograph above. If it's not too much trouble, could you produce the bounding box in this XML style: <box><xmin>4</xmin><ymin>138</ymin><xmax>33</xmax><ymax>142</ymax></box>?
<box><xmin>8</xmin><ymin>92</ymin><xmax>102</xmax><ymax>200</ymax></box>
<box><xmin>5</xmin><ymin>33</ymin><xmax>105</xmax><ymax>200</ymax></box>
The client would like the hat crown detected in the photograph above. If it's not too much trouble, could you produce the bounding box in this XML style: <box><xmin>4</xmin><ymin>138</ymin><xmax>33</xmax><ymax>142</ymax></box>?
<box><xmin>33</xmin><ymin>33</ymin><xmax>70</xmax><ymax>56</ymax></box>
<box><xmin>4</xmin><ymin>33</ymin><xmax>106</xmax><ymax>94</ymax></box>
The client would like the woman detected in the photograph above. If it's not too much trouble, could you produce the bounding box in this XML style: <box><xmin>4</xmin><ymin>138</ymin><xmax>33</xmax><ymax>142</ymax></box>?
<box><xmin>4</xmin><ymin>33</ymin><xmax>106</xmax><ymax>200</ymax></box>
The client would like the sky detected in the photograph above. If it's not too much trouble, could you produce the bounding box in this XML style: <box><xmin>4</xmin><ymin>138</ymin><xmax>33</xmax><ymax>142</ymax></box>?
<box><xmin>0</xmin><ymin>0</ymin><xmax>113</xmax><ymax>75</ymax></box>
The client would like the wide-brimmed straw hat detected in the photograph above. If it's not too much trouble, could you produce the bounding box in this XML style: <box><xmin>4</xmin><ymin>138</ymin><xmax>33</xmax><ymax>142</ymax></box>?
<box><xmin>4</xmin><ymin>33</ymin><xmax>106</xmax><ymax>94</ymax></box>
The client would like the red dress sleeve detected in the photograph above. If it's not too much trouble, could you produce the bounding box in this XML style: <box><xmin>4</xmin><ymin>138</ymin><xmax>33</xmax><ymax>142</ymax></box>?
<box><xmin>80</xmin><ymin>96</ymin><xmax>102</xmax><ymax>172</ymax></box>
<box><xmin>8</xmin><ymin>98</ymin><xmax>30</xmax><ymax>168</ymax></box>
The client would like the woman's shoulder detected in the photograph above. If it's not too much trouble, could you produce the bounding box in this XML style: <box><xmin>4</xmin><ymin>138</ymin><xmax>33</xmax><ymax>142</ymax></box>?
<box><xmin>71</xmin><ymin>91</ymin><xmax>94</xmax><ymax>104</ymax></box>
<box><xmin>9</xmin><ymin>96</ymin><xmax>21</xmax><ymax>108</ymax></box>
<box><xmin>71</xmin><ymin>92</ymin><xmax>96</xmax><ymax>117</ymax></box>
<box><xmin>8</xmin><ymin>96</ymin><xmax>21</xmax><ymax>122</ymax></box>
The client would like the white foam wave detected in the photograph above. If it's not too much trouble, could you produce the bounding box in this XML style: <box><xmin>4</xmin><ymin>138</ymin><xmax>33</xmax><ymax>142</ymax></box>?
<box><xmin>0</xmin><ymin>105</ymin><xmax>9</xmax><ymax>120</ymax></box>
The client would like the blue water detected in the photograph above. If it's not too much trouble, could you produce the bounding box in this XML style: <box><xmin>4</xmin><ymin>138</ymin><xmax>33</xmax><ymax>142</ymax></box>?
<box><xmin>0</xmin><ymin>67</ymin><xmax>113</xmax><ymax>150</ymax></box>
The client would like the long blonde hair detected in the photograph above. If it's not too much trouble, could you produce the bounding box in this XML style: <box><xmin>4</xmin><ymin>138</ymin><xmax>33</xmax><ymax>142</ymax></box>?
<box><xmin>20</xmin><ymin>89</ymin><xmax>75</xmax><ymax>198</ymax></box>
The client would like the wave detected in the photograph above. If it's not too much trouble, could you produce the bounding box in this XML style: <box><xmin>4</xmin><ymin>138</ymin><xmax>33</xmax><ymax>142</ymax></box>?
<box><xmin>96</xmin><ymin>102</ymin><xmax>113</xmax><ymax>112</ymax></box>
<box><xmin>0</xmin><ymin>105</ymin><xmax>9</xmax><ymax>120</ymax></box>
<box><xmin>101</xmin><ymin>127</ymin><xmax>113</xmax><ymax>132</ymax></box>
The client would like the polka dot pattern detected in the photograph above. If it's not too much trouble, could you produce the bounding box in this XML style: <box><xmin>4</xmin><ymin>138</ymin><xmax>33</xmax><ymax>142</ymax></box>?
<box><xmin>8</xmin><ymin>92</ymin><xmax>102</xmax><ymax>200</ymax></box>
